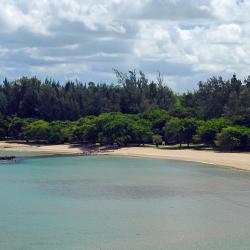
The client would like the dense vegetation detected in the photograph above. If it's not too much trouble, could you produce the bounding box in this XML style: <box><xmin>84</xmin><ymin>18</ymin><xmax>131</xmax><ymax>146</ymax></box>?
<box><xmin>0</xmin><ymin>71</ymin><xmax>250</xmax><ymax>151</ymax></box>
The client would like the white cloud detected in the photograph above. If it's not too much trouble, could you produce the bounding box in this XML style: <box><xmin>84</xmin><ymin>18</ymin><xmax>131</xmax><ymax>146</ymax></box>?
<box><xmin>0</xmin><ymin>0</ymin><xmax>51</xmax><ymax>34</ymax></box>
<box><xmin>0</xmin><ymin>0</ymin><xmax>250</xmax><ymax>92</ymax></box>
<box><xmin>32</xmin><ymin>62</ymin><xmax>89</xmax><ymax>75</ymax></box>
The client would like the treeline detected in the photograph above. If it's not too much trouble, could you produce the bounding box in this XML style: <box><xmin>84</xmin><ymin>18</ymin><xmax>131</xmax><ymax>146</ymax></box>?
<box><xmin>0</xmin><ymin>110</ymin><xmax>250</xmax><ymax>151</ymax></box>
<box><xmin>0</xmin><ymin>71</ymin><xmax>176</xmax><ymax>121</ymax></box>
<box><xmin>182</xmin><ymin>74</ymin><xmax>250</xmax><ymax>124</ymax></box>
<box><xmin>0</xmin><ymin>71</ymin><xmax>250</xmax><ymax>151</ymax></box>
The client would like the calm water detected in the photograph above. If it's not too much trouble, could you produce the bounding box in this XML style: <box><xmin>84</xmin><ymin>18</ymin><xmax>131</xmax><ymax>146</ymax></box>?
<box><xmin>1</xmin><ymin>155</ymin><xmax>250</xmax><ymax>250</ymax></box>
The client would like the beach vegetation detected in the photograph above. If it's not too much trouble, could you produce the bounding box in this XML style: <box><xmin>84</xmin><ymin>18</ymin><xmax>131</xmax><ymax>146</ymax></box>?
<box><xmin>0</xmin><ymin>71</ymin><xmax>250</xmax><ymax>151</ymax></box>
<box><xmin>215</xmin><ymin>127</ymin><xmax>250</xmax><ymax>151</ymax></box>
<box><xmin>152</xmin><ymin>135</ymin><xmax>162</xmax><ymax>147</ymax></box>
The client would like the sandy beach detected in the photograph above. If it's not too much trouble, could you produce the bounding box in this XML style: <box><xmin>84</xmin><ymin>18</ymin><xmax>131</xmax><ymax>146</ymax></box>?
<box><xmin>0</xmin><ymin>142</ymin><xmax>83</xmax><ymax>155</ymax></box>
<box><xmin>1</xmin><ymin>141</ymin><xmax>250</xmax><ymax>171</ymax></box>
<box><xmin>102</xmin><ymin>147</ymin><xmax>250</xmax><ymax>171</ymax></box>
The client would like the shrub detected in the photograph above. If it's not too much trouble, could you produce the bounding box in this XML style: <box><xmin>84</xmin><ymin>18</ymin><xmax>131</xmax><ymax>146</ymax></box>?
<box><xmin>22</xmin><ymin>120</ymin><xmax>50</xmax><ymax>142</ymax></box>
<box><xmin>152</xmin><ymin>135</ymin><xmax>162</xmax><ymax>147</ymax></box>
<box><xmin>215</xmin><ymin>126</ymin><xmax>250</xmax><ymax>151</ymax></box>
<box><xmin>194</xmin><ymin>118</ymin><xmax>229</xmax><ymax>146</ymax></box>
<box><xmin>164</xmin><ymin>117</ymin><xmax>199</xmax><ymax>147</ymax></box>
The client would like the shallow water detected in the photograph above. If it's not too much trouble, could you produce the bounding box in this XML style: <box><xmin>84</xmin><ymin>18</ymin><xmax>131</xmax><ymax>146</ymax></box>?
<box><xmin>0</xmin><ymin>155</ymin><xmax>250</xmax><ymax>250</ymax></box>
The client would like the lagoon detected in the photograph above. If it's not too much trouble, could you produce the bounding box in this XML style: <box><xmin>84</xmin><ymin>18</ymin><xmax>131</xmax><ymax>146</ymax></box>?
<box><xmin>0</xmin><ymin>155</ymin><xmax>250</xmax><ymax>250</ymax></box>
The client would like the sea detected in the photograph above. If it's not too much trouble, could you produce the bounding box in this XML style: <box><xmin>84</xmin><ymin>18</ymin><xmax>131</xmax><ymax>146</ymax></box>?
<box><xmin>0</xmin><ymin>152</ymin><xmax>250</xmax><ymax>250</ymax></box>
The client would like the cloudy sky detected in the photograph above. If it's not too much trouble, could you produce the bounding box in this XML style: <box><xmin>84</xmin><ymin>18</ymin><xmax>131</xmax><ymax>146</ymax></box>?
<box><xmin>0</xmin><ymin>0</ymin><xmax>249</xmax><ymax>92</ymax></box>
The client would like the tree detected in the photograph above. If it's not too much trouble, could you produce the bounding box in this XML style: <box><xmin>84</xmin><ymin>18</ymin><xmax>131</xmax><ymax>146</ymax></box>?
<box><xmin>164</xmin><ymin>118</ymin><xmax>199</xmax><ymax>147</ymax></box>
<box><xmin>164</xmin><ymin>118</ymin><xmax>184</xmax><ymax>147</ymax></box>
<box><xmin>152</xmin><ymin>135</ymin><xmax>162</xmax><ymax>147</ymax></box>
<box><xmin>0</xmin><ymin>91</ymin><xmax>7</xmax><ymax>115</ymax></box>
<box><xmin>182</xmin><ymin>118</ymin><xmax>199</xmax><ymax>147</ymax></box>
<box><xmin>194</xmin><ymin>118</ymin><xmax>229</xmax><ymax>146</ymax></box>
<box><xmin>18</xmin><ymin>77</ymin><xmax>41</xmax><ymax>118</ymax></box>
<box><xmin>48</xmin><ymin>121</ymin><xmax>70</xmax><ymax>144</ymax></box>
<box><xmin>0</xmin><ymin>71</ymin><xmax>250</xmax><ymax>153</ymax></box>
<box><xmin>0</xmin><ymin>113</ymin><xmax>8</xmax><ymax>139</ymax></box>
<box><xmin>97</xmin><ymin>113</ymin><xmax>133</xmax><ymax>145</ymax></box>
<box><xmin>131</xmin><ymin>119</ymin><xmax>153</xmax><ymax>145</ymax></box>
<box><xmin>8</xmin><ymin>117</ymin><xmax>31</xmax><ymax>139</ymax></box>
<box><xmin>245</xmin><ymin>75</ymin><xmax>250</xmax><ymax>89</ymax></box>
<box><xmin>0</xmin><ymin>71</ymin><xmax>178</xmax><ymax>120</ymax></box>
<box><xmin>216</xmin><ymin>127</ymin><xmax>250</xmax><ymax>151</ymax></box>
<box><xmin>74</xmin><ymin>116</ymin><xmax>98</xmax><ymax>143</ymax></box>
<box><xmin>22</xmin><ymin>120</ymin><xmax>50</xmax><ymax>142</ymax></box>
<box><xmin>140</xmin><ymin>109</ymin><xmax>170</xmax><ymax>136</ymax></box>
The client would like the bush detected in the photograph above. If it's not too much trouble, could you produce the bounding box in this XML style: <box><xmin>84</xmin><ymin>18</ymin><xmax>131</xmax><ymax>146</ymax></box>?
<box><xmin>8</xmin><ymin>116</ymin><xmax>29</xmax><ymax>139</ymax></box>
<box><xmin>0</xmin><ymin>113</ymin><xmax>8</xmax><ymax>139</ymax></box>
<box><xmin>22</xmin><ymin>120</ymin><xmax>50</xmax><ymax>142</ymax></box>
<box><xmin>140</xmin><ymin>109</ymin><xmax>170</xmax><ymax>136</ymax></box>
<box><xmin>216</xmin><ymin>126</ymin><xmax>250</xmax><ymax>151</ymax></box>
<box><xmin>194</xmin><ymin>118</ymin><xmax>229</xmax><ymax>146</ymax></box>
<box><xmin>164</xmin><ymin>117</ymin><xmax>199</xmax><ymax>147</ymax></box>
<box><xmin>152</xmin><ymin>135</ymin><xmax>162</xmax><ymax>147</ymax></box>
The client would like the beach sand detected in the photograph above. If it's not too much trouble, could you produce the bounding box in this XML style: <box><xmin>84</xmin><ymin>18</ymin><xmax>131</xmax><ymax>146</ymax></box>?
<box><xmin>1</xmin><ymin>141</ymin><xmax>250</xmax><ymax>171</ymax></box>
<box><xmin>0</xmin><ymin>142</ymin><xmax>83</xmax><ymax>154</ymax></box>
<box><xmin>100</xmin><ymin>147</ymin><xmax>250</xmax><ymax>171</ymax></box>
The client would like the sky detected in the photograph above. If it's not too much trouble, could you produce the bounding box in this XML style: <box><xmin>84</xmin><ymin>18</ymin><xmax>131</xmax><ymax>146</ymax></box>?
<box><xmin>0</xmin><ymin>0</ymin><xmax>249</xmax><ymax>92</ymax></box>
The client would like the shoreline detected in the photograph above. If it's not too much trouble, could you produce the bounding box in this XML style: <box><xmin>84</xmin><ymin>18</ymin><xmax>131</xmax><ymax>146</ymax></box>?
<box><xmin>0</xmin><ymin>142</ymin><xmax>84</xmax><ymax>155</ymax></box>
<box><xmin>1</xmin><ymin>142</ymin><xmax>250</xmax><ymax>171</ymax></box>
<box><xmin>100</xmin><ymin>147</ymin><xmax>250</xmax><ymax>171</ymax></box>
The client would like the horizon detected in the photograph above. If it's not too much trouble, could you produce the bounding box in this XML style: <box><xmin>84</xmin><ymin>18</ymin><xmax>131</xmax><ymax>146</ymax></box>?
<box><xmin>0</xmin><ymin>71</ymin><xmax>248</xmax><ymax>94</ymax></box>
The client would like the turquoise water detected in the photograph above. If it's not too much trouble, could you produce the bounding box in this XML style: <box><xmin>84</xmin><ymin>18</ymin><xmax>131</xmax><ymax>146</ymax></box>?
<box><xmin>1</xmin><ymin>155</ymin><xmax>250</xmax><ymax>250</ymax></box>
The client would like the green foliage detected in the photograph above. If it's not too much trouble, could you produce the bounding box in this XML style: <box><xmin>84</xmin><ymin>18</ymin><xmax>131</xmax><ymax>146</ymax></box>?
<box><xmin>152</xmin><ymin>135</ymin><xmax>162</xmax><ymax>147</ymax></box>
<box><xmin>181</xmin><ymin>118</ymin><xmax>199</xmax><ymax>146</ymax></box>
<box><xmin>94</xmin><ymin>113</ymin><xmax>152</xmax><ymax>145</ymax></box>
<box><xmin>48</xmin><ymin>121</ymin><xmax>71</xmax><ymax>144</ymax></box>
<box><xmin>181</xmin><ymin>75</ymin><xmax>249</xmax><ymax>120</ymax></box>
<box><xmin>131</xmin><ymin>118</ymin><xmax>153</xmax><ymax>145</ymax></box>
<box><xmin>169</xmin><ymin>99</ymin><xmax>194</xmax><ymax>118</ymax></box>
<box><xmin>216</xmin><ymin>127</ymin><xmax>250</xmax><ymax>151</ymax></box>
<box><xmin>8</xmin><ymin>116</ymin><xmax>29</xmax><ymax>139</ymax></box>
<box><xmin>164</xmin><ymin>117</ymin><xmax>183</xmax><ymax>146</ymax></box>
<box><xmin>164</xmin><ymin>117</ymin><xmax>199</xmax><ymax>147</ymax></box>
<box><xmin>97</xmin><ymin>113</ymin><xmax>132</xmax><ymax>145</ymax></box>
<box><xmin>47</xmin><ymin>112</ymin><xmax>154</xmax><ymax>146</ymax></box>
<box><xmin>0</xmin><ymin>72</ymin><xmax>250</xmax><ymax>152</ymax></box>
<box><xmin>140</xmin><ymin>109</ymin><xmax>170</xmax><ymax>136</ymax></box>
<box><xmin>74</xmin><ymin>116</ymin><xmax>98</xmax><ymax>143</ymax></box>
<box><xmin>23</xmin><ymin>120</ymin><xmax>50</xmax><ymax>142</ymax></box>
<box><xmin>194</xmin><ymin>118</ymin><xmax>229</xmax><ymax>146</ymax></box>
<box><xmin>0</xmin><ymin>113</ymin><xmax>8</xmax><ymax>139</ymax></box>
<box><xmin>0</xmin><ymin>71</ymin><xmax>177</xmax><ymax>120</ymax></box>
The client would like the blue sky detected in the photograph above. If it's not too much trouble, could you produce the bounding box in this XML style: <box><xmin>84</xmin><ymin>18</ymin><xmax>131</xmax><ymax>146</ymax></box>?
<box><xmin>0</xmin><ymin>0</ymin><xmax>249</xmax><ymax>92</ymax></box>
